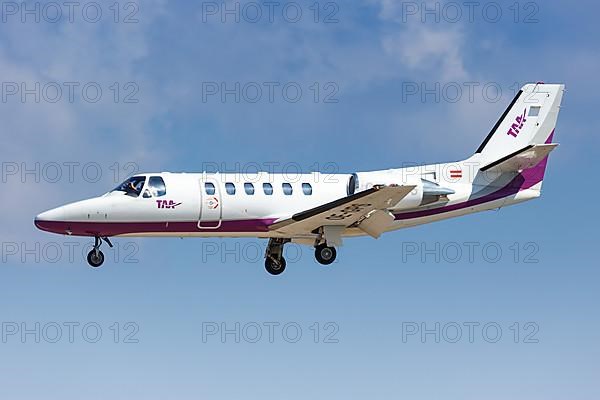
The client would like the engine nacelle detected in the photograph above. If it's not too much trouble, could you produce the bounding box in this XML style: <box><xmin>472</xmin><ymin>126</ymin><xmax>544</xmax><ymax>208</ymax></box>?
<box><xmin>349</xmin><ymin>171</ymin><xmax>424</xmax><ymax>210</ymax></box>
<box><xmin>348</xmin><ymin>170</ymin><xmax>456</xmax><ymax>211</ymax></box>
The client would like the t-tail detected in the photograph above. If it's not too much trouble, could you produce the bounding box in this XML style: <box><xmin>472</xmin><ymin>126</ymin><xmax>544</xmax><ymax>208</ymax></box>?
<box><xmin>469</xmin><ymin>83</ymin><xmax>564</xmax><ymax>191</ymax></box>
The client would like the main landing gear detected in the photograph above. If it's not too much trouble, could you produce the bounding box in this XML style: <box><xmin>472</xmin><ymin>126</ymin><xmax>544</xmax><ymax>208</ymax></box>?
<box><xmin>264</xmin><ymin>238</ymin><xmax>338</xmax><ymax>275</ymax></box>
<box><xmin>314</xmin><ymin>243</ymin><xmax>337</xmax><ymax>265</ymax></box>
<box><xmin>264</xmin><ymin>238</ymin><xmax>289</xmax><ymax>275</ymax></box>
<box><xmin>86</xmin><ymin>236</ymin><xmax>113</xmax><ymax>268</ymax></box>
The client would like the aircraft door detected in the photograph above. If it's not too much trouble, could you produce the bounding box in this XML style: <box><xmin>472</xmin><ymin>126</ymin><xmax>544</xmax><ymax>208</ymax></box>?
<box><xmin>198</xmin><ymin>179</ymin><xmax>222</xmax><ymax>229</ymax></box>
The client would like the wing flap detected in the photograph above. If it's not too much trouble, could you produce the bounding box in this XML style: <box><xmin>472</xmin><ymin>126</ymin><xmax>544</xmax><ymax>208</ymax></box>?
<box><xmin>356</xmin><ymin>209</ymin><xmax>396</xmax><ymax>239</ymax></box>
<box><xmin>269</xmin><ymin>185</ymin><xmax>415</xmax><ymax>236</ymax></box>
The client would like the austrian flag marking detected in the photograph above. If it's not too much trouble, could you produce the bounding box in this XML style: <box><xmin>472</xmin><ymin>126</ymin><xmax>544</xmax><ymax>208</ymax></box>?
<box><xmin>450</xmin><ymin>169</ymin><xmax>463</xmax><ymax>179</ymax></box>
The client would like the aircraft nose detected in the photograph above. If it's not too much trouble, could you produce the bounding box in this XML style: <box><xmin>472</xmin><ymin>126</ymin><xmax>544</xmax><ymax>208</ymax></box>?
<box><xmin>35</xmin><ymin>207</ymin><xmax>65</xmax><ymax>221</ymax></box>
<box><xmin>34</xmin><ymin>207</ymin><xmax>65</xmax><ymax>232</ymax></box>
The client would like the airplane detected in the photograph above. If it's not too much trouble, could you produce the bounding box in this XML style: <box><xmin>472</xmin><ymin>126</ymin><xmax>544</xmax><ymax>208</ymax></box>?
<box><xmin>35</xmin><ymin>83</ymin><xmax>564</xmax><ymax>275</ymax></box>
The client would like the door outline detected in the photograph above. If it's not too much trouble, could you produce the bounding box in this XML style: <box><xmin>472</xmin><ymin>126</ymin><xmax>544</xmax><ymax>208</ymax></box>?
<box><xmin>198</xmin><ymin>179</ymin><xmax>222</xmax><ymax>229</ymax></box>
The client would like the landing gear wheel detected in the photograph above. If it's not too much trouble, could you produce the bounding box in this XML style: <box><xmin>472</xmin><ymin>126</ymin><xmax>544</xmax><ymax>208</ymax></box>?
<box><xmin>87</xmin><ymin>249</ymin><xmax>104</xmax><ymax>268</ymax></box>
<box><xmin>264</xmin><ymin>238</ymin><xmax>290</xmax><ymax>275</ymax></box>
<box><xmin>265</xmin><ymin>256</ymin><xmax>286</xmax><ymax>275</ymax></box>
<box><xmin>315</xmin><ymin>244</ymin><xmax>336</xmax><ymax>265</ymax></box>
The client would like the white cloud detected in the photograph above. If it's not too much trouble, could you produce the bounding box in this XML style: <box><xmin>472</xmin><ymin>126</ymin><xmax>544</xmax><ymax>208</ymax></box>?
<box><xmin>0</xmin><ymin>1</ymin><xmax>168</xmax><ymax>242</ymax></box>
<box><xmin>382</xmin><ymin>25</ymin><xmax>468</xmax><ymax>81</ymax></box>
<box><xmin>372</xmin><ymin>0</ymin><xmax>469</xmax><ymax>82</ymax></box>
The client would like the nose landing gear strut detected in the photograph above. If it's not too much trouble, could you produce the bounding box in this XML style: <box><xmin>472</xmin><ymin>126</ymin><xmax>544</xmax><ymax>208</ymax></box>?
<box><xmin>87</xmin><ymin>236</ymin><xmax>113</xmax><ymax>268</ymax></box>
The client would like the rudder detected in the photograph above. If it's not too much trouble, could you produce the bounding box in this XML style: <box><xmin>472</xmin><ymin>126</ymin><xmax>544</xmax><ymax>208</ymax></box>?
<box><xmin>475</xmin><ymin>83</ymin><xmax>564</xmax><ymax>165</ymax></box>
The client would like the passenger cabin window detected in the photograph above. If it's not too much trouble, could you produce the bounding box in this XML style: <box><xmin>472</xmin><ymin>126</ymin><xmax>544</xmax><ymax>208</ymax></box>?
<box><xmin>263</xmin><ymin>183</ymin><xmax>273</xmax><ymax>195</ymax></box>
<box><xmin>205</xmin><ymin>182</ymin><xmax>216</xmax><ymax>195</ymax></box>
<box><xmin>244</xmin><ymin>183</ymin><xmax>255</xmax><ymax>195</ymax></box>
<box><xmin>144</xmin><ymin>176</ymin><xmax>166</xmax><ymax>198</ymax></box>
<box><xmin>282</xmin><ymin>183</ymin><xmax>293</xmax><ymax>195</ymax></box>
<box><xmin>225</xmin><ymin>182</ymin><xmax>236</xmax><ymax>195</ymax></box>
<box><xmin>113</xmin><ymin>176</ymin><xmax>146</xmax><ymax>197</ymax></box>
<box><xmin>302</xmin><ymin>183</ymin><xmax>312</xmax><ymax>195</ymax></box>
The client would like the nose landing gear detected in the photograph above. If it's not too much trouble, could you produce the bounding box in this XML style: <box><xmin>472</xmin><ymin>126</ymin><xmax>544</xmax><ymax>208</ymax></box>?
<box><xmin>86</xmin><ymin>236</ymin><xmax>112</xmax><ymax>268</ymax></box>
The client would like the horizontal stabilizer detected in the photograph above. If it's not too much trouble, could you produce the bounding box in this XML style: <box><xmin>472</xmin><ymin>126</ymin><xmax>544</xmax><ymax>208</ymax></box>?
<box><xmin>480</xmin><ymin>143</ymin><xmax>558</xmax><ymax>173</ymax></box>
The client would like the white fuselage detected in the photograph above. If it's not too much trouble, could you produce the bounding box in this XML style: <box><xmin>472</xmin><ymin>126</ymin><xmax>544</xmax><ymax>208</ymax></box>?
<box><xmin>32</xmin><ymin>82</ymin><xmax>563</xmax><ymax>273</ymax></box>
<box><xmin>34</xmin><ymin>162</ymin><xmax>541</xmax><ymax>241</ymax></box>
<box><xmin>31</xmin><ymin>82</ymin><xmax>563</xmax><ymax>274</ymax></box>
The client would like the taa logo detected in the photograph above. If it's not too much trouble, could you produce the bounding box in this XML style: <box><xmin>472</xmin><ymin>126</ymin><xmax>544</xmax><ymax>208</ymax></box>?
<box><xmin>507</xmin><ymin>108</ymin><xmax>527</xmax><ymax>138</ymax></box>
<box><xmin>156</xmin><ymin>200</ymin><xmax>182</xmax><ymax>209</ymax></box>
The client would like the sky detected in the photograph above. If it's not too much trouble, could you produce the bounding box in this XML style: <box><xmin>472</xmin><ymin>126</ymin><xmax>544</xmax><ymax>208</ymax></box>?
<box><xmin>0</xmin><ymin>1</ymin><xmax>599</xmax><ymax>399</ymax></box>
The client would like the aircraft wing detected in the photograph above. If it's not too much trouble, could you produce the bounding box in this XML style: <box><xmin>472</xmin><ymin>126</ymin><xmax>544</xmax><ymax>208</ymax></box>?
<box><xmin>480</xmin><ymin>143</ymin><xmax>558</xmax><ymax>173</ymax></box>
<box><xmin>269</xmin><ymin>185</ymin><xmax>415</xmax><ymax>238</ymax></box>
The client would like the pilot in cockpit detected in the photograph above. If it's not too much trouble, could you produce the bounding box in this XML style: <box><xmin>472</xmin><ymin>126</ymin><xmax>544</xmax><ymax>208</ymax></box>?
<box><xmin>114</xmin><ymin>176</ymin><xmax>146</xmax><ymax>197</ymax></box>
<box><xmin>130</xmin><ymin>180</ymin><xmax>145</xmax><ymax>195</ymax></box>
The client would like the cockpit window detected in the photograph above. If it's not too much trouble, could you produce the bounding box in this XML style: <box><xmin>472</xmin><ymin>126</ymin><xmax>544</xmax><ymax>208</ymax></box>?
<box><xmin>113</xmin><ymin>176</ymin><xmax>146</xmax><ymax>197</ymax></box>
<box><xmin>147</xmin><ymin>176</ymin><xmax>167</xmax><ymax>197</ymax></box>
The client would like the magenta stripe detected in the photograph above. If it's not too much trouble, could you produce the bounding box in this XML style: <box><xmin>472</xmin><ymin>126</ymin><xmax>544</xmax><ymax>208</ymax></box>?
<box><xmin>35</xmin><ymin>218</ymin><xmax>278</xmax><ymax>236</ymax></box>
<box><xmin>36</xmin><ymin>130</ymin><xmax>556</xmax><ymax>236</ymax></box>
<box><xmin>394</xmin><ymin>129</ymin><xmax>555</xmax><ymax>221</ymax></box>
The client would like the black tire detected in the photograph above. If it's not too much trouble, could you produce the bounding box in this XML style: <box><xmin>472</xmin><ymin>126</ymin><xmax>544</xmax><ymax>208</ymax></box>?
<box><xmin>265</xmin><ymin>256</ymin><xmax>286</xmax><ymax>275</ymax></box>
<box><xmin>315</xmin><ymin>244</ymin><xmax>336</xmax><ymax>265</ymax></box>
<box><xmin>87</xmin><ymin>249</ymin><xmax>104</xmax><ymax>268</ymax></box>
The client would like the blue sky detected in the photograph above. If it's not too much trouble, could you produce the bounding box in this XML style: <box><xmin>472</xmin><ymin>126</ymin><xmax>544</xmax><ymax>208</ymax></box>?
<box><xmin>1</xmin><ymin>1</ymin><xmax>599</xmax><ymax>399</ymax></box>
